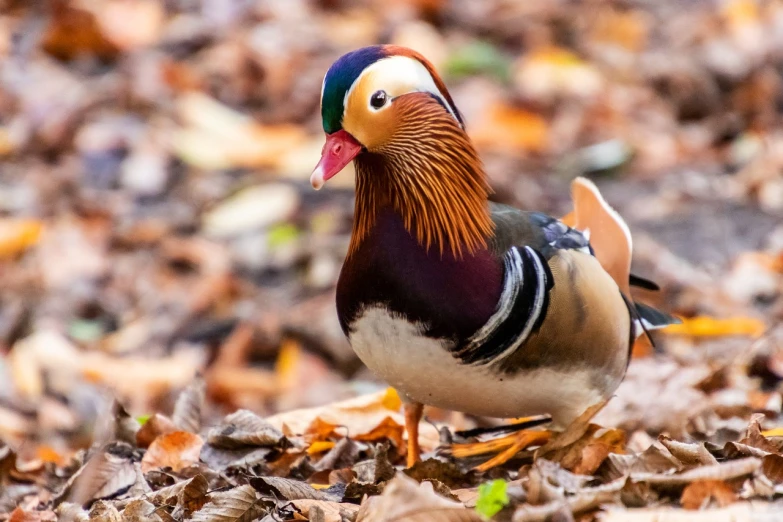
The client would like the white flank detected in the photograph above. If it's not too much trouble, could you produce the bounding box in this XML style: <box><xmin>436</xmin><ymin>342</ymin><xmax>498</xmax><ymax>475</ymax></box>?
<box><xmin>349</xmin><ymin>306</ymin><xmax>610</xmax><ymax>427</ymax></box>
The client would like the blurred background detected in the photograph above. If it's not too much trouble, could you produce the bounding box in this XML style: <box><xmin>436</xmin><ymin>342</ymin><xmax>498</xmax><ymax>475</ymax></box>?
<box><xmin>0</xmin><ymin>0</ymin><xmax>782</xmax><ymax>463</ymax></box>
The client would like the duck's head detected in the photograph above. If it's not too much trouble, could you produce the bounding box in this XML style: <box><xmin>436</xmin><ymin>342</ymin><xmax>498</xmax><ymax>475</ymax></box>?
<box><xmin>311</xmin><ymin>45</ymin><xmax>492</xmax><ymax>257</ymax></box>
<box><xmin>310</xmin><ymin>45</ymin><xmax>465</xmax><ymax>189</ymax></box>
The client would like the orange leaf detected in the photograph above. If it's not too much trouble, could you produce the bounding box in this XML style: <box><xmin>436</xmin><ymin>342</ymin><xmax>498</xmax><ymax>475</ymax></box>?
<box><xmin>275</xmin><ymin>338</ymin><xmax>302</xmax><ymax>391</ymax></box>
<box><xmin>307</xmin><ymin>441</ymin><xmax>336</xmax><ymax>455</ymax></box>
<box><xmin>663</xmin><ymin>316</ymin><xmax>766</xmax><ymax>338</ymax></box>
<box><xmin>381</xmin><ymin>387</ymin><xmax>402</xmax><ymax>412</ymax></box>
<box><xmin>354</xmin><ymin>416</ymin><xmax>405</xmax><ymax>450</ymax></box>
<box><xmin>722</xmin><ymin>0</ymin><xmax>760</xmax><ymax>27</ymax></box>
<box><xmin>590</xmin><ymin>9</ymin><xmax>649</xmax><ymax>52</ymax></box>
<box><xmin>141</xmin><ymin>431</ymin><xmax>203</xmax><ymax>473</ymax></box>
<box><xmin>761</xmin><ymin>427</ymin><xmax>783</xmax><ymax>437</ymax></box>
<box><xmin>304</xmin><ymin>417</ymin><xmax>341</xmax><ymax>443</ymax></box>
<box><xmin>36</xmin><ymin>445</ymin><xmax>67</xmax><ymax>466</ymax></box>
<box><xmin>680</xmin><ymin>479</ymin><xmax>736</xmax><ymax>510</ymax></box>
<box><xmin>0</xmin><ymin>219</ymin><xmax>42</xmax><ymax>259</ymax></box>
<box><xmin>470</xmin><ymin>103</ymin><xmax>548</xmax><ymax>153</ymax></box>
<box><xmin>8</xmin><ymin>507</ymin><xmax>41</xmax><ymax>522</ymax></box>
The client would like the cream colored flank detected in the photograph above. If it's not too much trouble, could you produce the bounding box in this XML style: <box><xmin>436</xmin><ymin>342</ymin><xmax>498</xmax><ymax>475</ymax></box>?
<box><xmin>349</xmin><ymin>306</ymin><xmax>608</xmax><ymax>427</ymax></box>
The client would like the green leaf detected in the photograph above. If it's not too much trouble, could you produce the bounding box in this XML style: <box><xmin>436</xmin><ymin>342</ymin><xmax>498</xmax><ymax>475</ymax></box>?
<box><xmin>136</xmin><ymin>414</ymin><xmax>151</xmax><ymax>426</ymax></box>
<box><xmin>475</xmin><ymin>479</ymin><xmax>508</xmax><ymax>519</ymax></box>
<box><xmin>267</xmin><ymin>223</ymin><xmax>300</xmax><ymax>249</ymax></box>
<box><xmin>68</xmin><ymin>319</ymin><xmax>105</xmax><ymax>342</ymax></box>
<box><xmin>444</xmin><ymin>42</ymin><xmax>511</xmax><ymax>83</ymax></box>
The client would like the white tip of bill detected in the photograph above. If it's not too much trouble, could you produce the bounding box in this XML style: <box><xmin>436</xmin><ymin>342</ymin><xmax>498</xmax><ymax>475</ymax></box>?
<box><xmin>310</xmin><ymin>165</ymin><xmax>325</xmax><ymax>190</ymax></box>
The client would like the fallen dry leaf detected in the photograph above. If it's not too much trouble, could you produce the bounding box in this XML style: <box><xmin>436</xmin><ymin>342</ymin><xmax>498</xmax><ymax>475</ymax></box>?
<box><xmin>470</xmin><ymin>102</ymin><xmax>549</xmax><ymax>153</ymax></box>
<box><xmin>172</xmin><ymin>376</ymin><xmax>205</xmax><ymax>434</ymax></box>
<box><xmin>96</xmin><ymin>0</ymin><xmax>164</xmax><ymax>50</ymax></box>
<box><xmin>288</xmin><ymin>499</ymin><xmax>360</xmax><ymax>522</ymax></box>
<box><xmin>41</xmin><ymin>0</ymin><xmax>119</xmax><ymax>60</ymax></box>
<box><xmin>0</xmin><ymin>219</ymin><xmax>42</xmax><ymax>260</ymax></box>
<box><xmin>8</xmin><ymin>507</ymin><xmax>42</xmax><ymax>522</ymax></box>
<box><xmin>680</xmin><ymin>480</ymin><xmax>737</xmax><ymax>510</ymax></box>
<box><xmin>135</xmin><ymin>414</ymin><xmax>178</xmax><ymax>449</ymax></box>
<box><xmin>251</xmin><ymin>476</ymin><xmax>333</xmax><ymax>501</ymax></box>
<box><xmin>120</xmin><ymin>499</ymin><xmax>162</xmax><ymax>522</ymax></box>
<box><xmin>62</xmin><ymin>444</ymin><xmax>137</xmax><ymax>507</ymax></box>
<box><xmin>663</xmin><ymin>316</ymin><xmax>766</xmax><ymax>337</ymax></box>
<box><xmin>207</xmin><ymin>410</ymin><xmax>285</xmax><ymax>449</ymax></box>
<box><xmin>267</xmin><ymin>390</ymin><xmax>440</xmax><ymax>452</ymax></box>
<box><xmin>190</xmin><ymin>485</ymin><xmax>262</xmax><ymax>522</ymax></box>
<box><xmin>356</xmin><ymin>474</ymin><xmax>481</xmax><ymax>522</ymax></box>
<box><xmin>88</xmin><ymin>501</ymin><xmax>121</xmax><ymax>522</ymax></box>
<box><xmin>141</xmin><ymin>431</ymin><xmax>203</xmax><ymax>473</ymax></box>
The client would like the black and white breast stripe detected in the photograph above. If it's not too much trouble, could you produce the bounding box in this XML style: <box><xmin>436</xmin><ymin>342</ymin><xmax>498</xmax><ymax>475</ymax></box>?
<box><xmin>452</xmin><ymin>246</ymin><xmax>553</xmax><ymax>366</ymax></box>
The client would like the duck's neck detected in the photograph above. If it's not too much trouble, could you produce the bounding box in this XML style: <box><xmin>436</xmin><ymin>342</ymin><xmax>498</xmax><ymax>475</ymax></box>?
<box><xmin>348</xmin><ymin>137</ymin><xmax>494</xmax><ymax>258</ymax></box>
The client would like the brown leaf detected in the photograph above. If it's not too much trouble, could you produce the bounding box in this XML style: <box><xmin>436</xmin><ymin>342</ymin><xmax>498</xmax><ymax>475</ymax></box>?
<box><xmin>136</xmin><ymin>414</ymin><xmax>178</xmax><ymax>449</ymax></box>
<box><xmin>740</xmin><ymin>415</ymin><xmax>782</xmax><ymax>454</ymax></box>
<box><xmin>356</xmin><ymin>474</ymin><xmax>480</xmax><ymax>522</ymax></box>
<box><xmin>172</xmin><ymin>377</ymin><xmax>205</xmax><ymax>434</ymax></box>
<box><xmin>199</xmin><ymin>445</ymin><xmax>273</xmax><ymax>472</ymax></box>
<box><xmin>141</xmin><ymin>432</ymin><xmax>204</xmax><ymax>473</ymax></box>
<box><xmin>404</xmin><ymin>459</ymin><xmax>466</xmax><ymax>489</ymax></box>
<box><xmin>351</xmin><ymin>443</ymin><xmax>395</xmax><ymax>485</ymax></box>
<box><xmin>106</xmin><ymin>401</ymin><xmax>141</xmax><ymax>446</ymax></box>
<box><xmin>289</xmin><ymin>499</ymin><xmax>360</xmax><ymax>522</ymax></box>
<box><xmin>207</xmin><ymin>410</ymin><xmax>285</xmax><ymax>449</ymax></box>
<box><xmin>633</xmin><ymin>458</ymin><xmax>761</xmax><ymax>485</ymax></box>
<box><xmin>191</xmin><ymin>485</ymin><xmax>263</xmax><ymax>522</ymax></box>
<box><xmin>312</xmin><ymin>437</ymin><xmax>360</xmax><ymax>472</ymax></box>
<box><xmin>179</xmin><ymin>474</ymin><xmax>210</xmax><ymax>516</ymax></box>
<box><xmin>121</xmin><ymin>499</ymin><xmax>162</xmax><ymax>522</ymax></box>
<box><xmin>251</xmin><ymin>476</ymin><xmax>332</xmax><ymax>501</ymax></box>
<box><xmin>63</xmin><ymin>444</ymin><xmax>137</xmax><ymax>506</ymax></box>
<box><xmin>681</xmin><ymin>480</ymin><xmax>737</xmax><ymax>510</ymax></box>
<box><xmin>659</xmin><ymin>436</ymin><xmax>719</xmax><ymax>467</ymax></box>
<box><xmin>513</xmin><ymin>478</ymin><xmax>625</xmax><ymax>522</ymax></box>
<box><xmin>761</xmin><ymin>454</ymin><xmax>783</xmax><ymax>484</ymax></box>
<box><xmin>142</xmin><ymin>474</ymin><xmax>209</xmax><ymax>510</ymax></box>
<box><xmin>41</xmin><ymin>1</ymin><xmax>120</xmax><ymax>61</ymax></box>
<box><xmin>88</xmin><ymin>501</ymin><xmax>121</xmax><ymax>522</ymax></box>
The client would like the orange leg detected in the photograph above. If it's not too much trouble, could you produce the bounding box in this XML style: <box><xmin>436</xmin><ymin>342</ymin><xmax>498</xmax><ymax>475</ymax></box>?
<box><xmin>403</xmin><ymin>401</ymin><xmax>424</xmax><ymax>468</ymax></box>
<box><xmin>449</xmin><ymin>424</ymin><xmax>552</xmax><ymax>472</ymax></box>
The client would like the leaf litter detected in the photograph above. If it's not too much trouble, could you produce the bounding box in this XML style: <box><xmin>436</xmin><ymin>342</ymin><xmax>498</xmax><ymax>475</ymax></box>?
<box><xmin>2</xmin><ymin>0</ymin><xmax>783</xmax><ymax>520</ymax></box>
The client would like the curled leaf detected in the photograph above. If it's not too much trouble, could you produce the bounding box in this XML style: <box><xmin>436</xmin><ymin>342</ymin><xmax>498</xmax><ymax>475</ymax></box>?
<box><xmin>141</xmin><ymin>431</ymin><xmax>203</xmax><ymax>473</ymax></box>
<box><xmin>191</xmin><ymin>485</ymin><xmax>262</xmax><ymax>522</ymax></box>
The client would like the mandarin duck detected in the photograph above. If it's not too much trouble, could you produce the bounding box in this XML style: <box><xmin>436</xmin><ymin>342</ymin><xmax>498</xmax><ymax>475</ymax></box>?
<box><xmin>310</xmin><ymin>45</ymin><xmax>678</xmax><ymax>470</ymax></box>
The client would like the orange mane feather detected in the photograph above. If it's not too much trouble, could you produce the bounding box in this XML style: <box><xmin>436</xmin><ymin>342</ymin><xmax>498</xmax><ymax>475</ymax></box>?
<box><xmin>349</xmin><ymin>93</ymin><xmax>492</xmax><ymax>258</ymax></box>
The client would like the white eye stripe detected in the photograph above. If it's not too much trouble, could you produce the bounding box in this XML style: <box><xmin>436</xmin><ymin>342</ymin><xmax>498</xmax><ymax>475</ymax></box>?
<box><xmin>344</xmin><ymin>55</ymin><xmax>461</xmax><ymax>125</ymax></box>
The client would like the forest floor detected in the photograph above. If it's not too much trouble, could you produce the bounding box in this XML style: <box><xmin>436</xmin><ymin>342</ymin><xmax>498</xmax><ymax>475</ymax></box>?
<box><xmin>1</xmin><ymin>0</ymin><xmax>783</xmax><ymax>520</ymax></box>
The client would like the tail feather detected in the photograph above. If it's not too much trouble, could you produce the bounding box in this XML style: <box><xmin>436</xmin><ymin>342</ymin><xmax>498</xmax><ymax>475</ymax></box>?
<box><xmin>567</xmin><ymin>177</ymin><xmax>633</xmax><ymax>296</ymax></box>
<box><xmin>634</xmin><ymin>302</ymin><xmax>681</xmax><ymax>331</ymax></box>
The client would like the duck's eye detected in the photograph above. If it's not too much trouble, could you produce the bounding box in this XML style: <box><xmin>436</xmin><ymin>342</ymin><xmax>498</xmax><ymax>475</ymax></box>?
<box><xmin>370</xmin><ymin>90</ymin><xmax>388</xmax><ymax>109</ymax></box>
